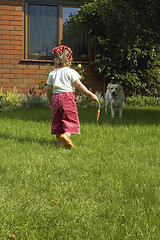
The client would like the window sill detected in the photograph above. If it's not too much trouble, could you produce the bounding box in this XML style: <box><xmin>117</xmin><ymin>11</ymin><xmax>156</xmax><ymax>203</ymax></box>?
<box><xmin>20</xmin><ymin>59</ymin><xmax>54</xmax><ymax>64</ymax></box>
<box><xmin>20</xmin><ymin>59</ymin><xmax>91</xmax><ymax>65</ymax></box>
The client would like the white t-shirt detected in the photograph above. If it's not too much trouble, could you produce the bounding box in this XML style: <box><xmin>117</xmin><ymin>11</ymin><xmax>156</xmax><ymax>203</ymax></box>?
<box><xmin>46</xmin><ymin>67</ymin><xmax>81</xmax><ymax>94</ymax></box>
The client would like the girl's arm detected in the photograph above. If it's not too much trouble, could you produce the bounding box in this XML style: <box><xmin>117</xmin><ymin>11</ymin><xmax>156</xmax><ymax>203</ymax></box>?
<box><xmin>74</xmin><ymin>79</ymin><xmax>98</xmax><ymax>102</ymax></box>
<box><xmin>46</xmin><ymin>84</ymin><xmax>53</xmax><ymax>108</ymax></box>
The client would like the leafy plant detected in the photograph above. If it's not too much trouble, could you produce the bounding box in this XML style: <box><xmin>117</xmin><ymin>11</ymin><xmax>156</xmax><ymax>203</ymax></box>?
<box><xmin>72</xmin><ymin>63</ymin><xmax>85</xmax><ymax>82</ymax></box>
<box><xmin>0</xmin><ymin>87</ymin><xmax>21</xmax><ymax>111</ymax></box>
<box><xmin>21</xmin><ymin>88</ymin><xmax>48</xmax><ymax>108</ymax></box>
<box><xmin>126</xmin><ymin>95</ymin><xmax>160</xmax><ymax>106</ymax></box>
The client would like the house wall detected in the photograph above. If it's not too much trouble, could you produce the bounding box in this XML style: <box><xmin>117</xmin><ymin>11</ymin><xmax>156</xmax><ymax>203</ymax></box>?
<box><xmin>0</xmin><ymin>0</ymin><xmax>104</xmax><ymax>95</ymax></box>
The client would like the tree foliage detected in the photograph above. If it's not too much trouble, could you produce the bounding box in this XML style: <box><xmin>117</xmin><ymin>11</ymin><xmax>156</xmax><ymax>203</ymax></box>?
<box><xmin>74</xmin><ymin>0</ymin><xmax>160</xmax><ymax>95</ymax></box>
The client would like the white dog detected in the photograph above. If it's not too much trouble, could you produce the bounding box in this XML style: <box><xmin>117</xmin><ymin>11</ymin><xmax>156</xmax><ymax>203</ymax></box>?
<box><xmin>105</xmin><ymin>83</ymin><xmax>125</xmax><ymax>118</ymax></box>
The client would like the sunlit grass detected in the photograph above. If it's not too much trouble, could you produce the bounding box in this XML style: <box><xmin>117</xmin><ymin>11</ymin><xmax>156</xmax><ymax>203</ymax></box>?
<box><xmin>0</xmin><ymin>106</ymin><xmax>160</xmax><ymax>239</ymax></box>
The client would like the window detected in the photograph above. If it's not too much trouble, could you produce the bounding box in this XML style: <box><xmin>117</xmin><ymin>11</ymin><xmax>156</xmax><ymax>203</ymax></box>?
<box><xmin>24</xmin><ymin>1</ymin><xmax>89</xmax><ymax>60</ymax></box>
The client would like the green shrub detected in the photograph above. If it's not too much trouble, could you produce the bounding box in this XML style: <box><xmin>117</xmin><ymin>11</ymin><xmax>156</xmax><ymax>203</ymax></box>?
<box><xmin>126</xmin><ymin>95</ymin><xmax>160</xmax><ymax>106</ymax></box>
<box><xmin>21</xmin><ymin>88</ymin><xmax>48</xmax><ymax>108</ymax></box>
<box><xmin>0</xmin><ymin>87</ymin><xmax>21</xmax><ymax>111</ymax></box>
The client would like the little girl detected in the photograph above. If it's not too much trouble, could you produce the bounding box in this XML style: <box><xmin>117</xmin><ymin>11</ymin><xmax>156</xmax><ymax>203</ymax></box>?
<box><xmin>46</xmin><ymin>45</ymin><xmax>98</xmax><ymax>149</ymax></box>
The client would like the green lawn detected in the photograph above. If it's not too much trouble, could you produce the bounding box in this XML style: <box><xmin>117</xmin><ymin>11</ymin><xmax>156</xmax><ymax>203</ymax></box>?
<box><xmin>0</xmin><ymin>106</ymin><xmax>160</xmax><ymax>240</ymax></box>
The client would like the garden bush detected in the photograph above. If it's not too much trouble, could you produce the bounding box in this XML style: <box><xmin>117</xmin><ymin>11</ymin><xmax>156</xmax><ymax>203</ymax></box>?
<box><xmin>125</xmin><ymin>95</ymin><xmax>160</xmax><ymax>106</ymax></box>
<box><xmin>74</xmin><ymin>0</ymin><xmax>160</xmax><ymax>96</ymax></box>
<box><xmin>21</xmin><ymin>88</ymin><xmax>48</xmax><ymax>108</ymax></box>
<box><xmin>0</xmin><ymin>86</ymin><xmax>159</xmax><ymax>111</ymax></box>
<box><xmin>0</xmin><ymin>87</ymin><xmax>21</xmax><ymax>111</ymax></box>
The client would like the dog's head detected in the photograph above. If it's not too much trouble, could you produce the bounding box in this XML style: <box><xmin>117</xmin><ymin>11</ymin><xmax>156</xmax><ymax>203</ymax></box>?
<box><xmin>107</xmin><ymin>83</ymin><xmax>123</xmax><ymax>98</ymax></box>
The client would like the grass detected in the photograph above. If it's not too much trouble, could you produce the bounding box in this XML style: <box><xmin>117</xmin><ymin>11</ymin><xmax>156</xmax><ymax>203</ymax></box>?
<box><xmin>0</xmin><ymin>106</ymin><xmax>160</xmax><ymax>240</ymax></box>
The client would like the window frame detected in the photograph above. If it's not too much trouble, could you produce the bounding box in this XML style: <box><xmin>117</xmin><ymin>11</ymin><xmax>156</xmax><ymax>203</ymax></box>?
<box><xmin>24</xmin><ymin>0</ymin><xmax>93</xmax><ymax>62</ymax></box>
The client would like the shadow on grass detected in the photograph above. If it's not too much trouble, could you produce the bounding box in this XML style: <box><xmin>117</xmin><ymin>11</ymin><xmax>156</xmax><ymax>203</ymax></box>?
<box><xmin>0</xmin><ymin>107</ymin><xmax>51</xmax><ymax>123</ymax></box>
<box><xmin>0</xmin><ymin>131</ymin><xmax>56</xmax><ymax>147</ymax></box>
<box><xmin>78</xmin><ymin>106</ymin><xmax>160</xmax><ymax>126</ymax></box>
<box><xmin>0</xmin><ymin>106</ymin><xmax>160</xmax><ymax>126</ymax></box>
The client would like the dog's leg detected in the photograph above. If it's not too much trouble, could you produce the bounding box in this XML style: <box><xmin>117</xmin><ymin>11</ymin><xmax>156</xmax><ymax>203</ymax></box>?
<box><xmin>105</xmin><ymin>104</ymin><xmax>109</xmax><ymax>115</ymax></box>
<box><xmin>111</xmin><ymin>104</ymin><xmax>115</xmax><ymax>118</ymax></box>
<box><xmin>105</xmin><ymin>91</ymin><xmax>109</xmax><ymax>115</ymax></box>
<box><xmin>119</xmin><ymin>105</ymin><xmax>123</xmax><ymax>118</ymax></box>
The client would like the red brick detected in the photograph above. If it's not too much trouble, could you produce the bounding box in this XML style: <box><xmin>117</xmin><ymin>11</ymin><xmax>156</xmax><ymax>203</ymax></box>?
<box><xmin>27</xmin><ymin>65</ymin><xmax>39</xmax><ymax>70</ymax></box>
<box><xmin>10</xmin><ymin>21</ymin><xmax>22</xmax><ymax>26</ymax></box>
<box><xmin>10</xmin><ymin>50</ymin><xmax>21</xmax><ymax>55</ymax></box>
<box><xmin>10</xmin><ymin>30</ymin><xmax>22</xmax><ymax>35</ymax></box>
<box><xmin>0</xmin><ymin>20</ymin><xmax>10</xmax><ymax>25</ymax></box>
<box><xmin>0</xmin><ymin>59</ymin><xmax>9</xmax><ymax>64</ymax></box>
<box><xmin>11</xmin><ymin>69</ymin><xmax>23</xmax><ymax>74</ymax></box>
<box><xmin>25</xmin><ymin>74</ymin><xmax>40</xmax><ymax>79</ymax></box>
<box><xmin>1</xmin><ymin>5</ymin><xmax>15</xmax><ymax>11</ymax></box>
<box><xmin>39</xmin><ymin>74</ymin><xmax>47</xmax><ymax>80</ymax></box>
<box><xmin>2</xmin><ymin>44</ymin><xmax>14</xmax><ymax>50</ymax></box>
<box><xmin>0</xmin><ymin>78</ymin><xmax>10</xmax><ymax>83</ymax></box>
<box><xmin>24</xmin><ymin>79</ymin><xmax>36</xmax><ymax>84</ymax></box>
<box><xmin>14</xmin><ymin>74</ymin><xmax>28</xmax><ymax>79</ymax></box>
<box><xmin>27</xmin><ymin>84</ymin><xmax>37</xmax><ymax>89</ymax></box>
<box><xmin>15</xmin><ymin>16</ymin><xmax>22</xmax><ymax>21</ymax></box>
<box><xmin>2</xmin><ymin>73</ymin><xmax>14</xmax><ymax>78</ymax></box>
<box><xmin>10</xmin><ymin>40</ymin><xmax>22</xmax><ymax>45</ymax></box>
<box><xmin>2</xmin><ymin>64</ymin><xmax>14</xmax><ymax>69</ymax></box>
<box><xmin>15</xmin><ymin>45</ymin><xmax>22</xmax><ymax>50</ymax></box>
<box><xmin>36</xmin><ymin>70</ymin><xmax>46</xmax><ymax>74</ymax></box>
<box><xmin>15</xmin><ymin>26</ymin><xmax>22</xmax><ymax>31</ymax></box>
<box><xmin>10</xmin><ymin>59</ymin><xmax>19</xmax><ymax>64</ymax></box>
<box><xmin>1</xmin><ymin>15</ymin><xmax>15</xmax><ymax>20</ymax></box>
<box><xmin>10</xmin><ymin>11</ymin><xmax>22</xmax><ymax>16</ymax></box>
<box><xmin>15</xmin><ymin>35</ymin><xmax>22</xmax><ymax>40</ymax></box>
<box><xmin>10</xmin><ymin>78</ymin><xmax>23</xmax><ymax>83</ymax></box>
<box><xmin>16</xmin><ymin>83</ymin><xmax>28</xmax><ymax>88</ymax></box>
<box><xmin>23</xmin><ymin>69</ymin><xmax>35</xmax><ymax>74</ymax></box>
<box><xmin>0</xmin><ymin>10</ymin><xmax>10</xmax><ymax>15</ymax></box>
<box><xmin>0</xmin><ymin>49</ymin><xmax>10</xmax><ymax>54</ymax></box>
<box><xmin>0</xmin><ymin>69</ymin><xmax>10</xmax><ymax>73</ymax></box>
<box><xmin>0</xmin><ymin>30</ymin><xmax>10</xmax><ymax>35</ymax></box>
<box><xmin>15</xmin><ymin>6</ymin><xmax>22</xmax><ymax>11</ymax></box>
<box><xmin>3</xmin><ymin>83</ymin><xmax>14</xmax><ymax>88</ymax></box>
<box><xmin>2</xmin><ymin>25</ymin><xmax>15</xmax><ymax>30</ymax></box>
<box><xmin>39</xmin><ymin>65</ymin><xmax>48</xmax><ymax>70</ymax></box>
<box><xmin>20</xmin><ymin>88</ymin><xmax>28</xmax><ymax>93</ymax></box>
<box><xmin>16</xmin><ymin>64</ymin><xmax>27</xmax><ymax>69</ymax></box>
<box><xmin>2</xmin><ymin>54</ymin><xmax>14</xmax><ymax>59</ymax></box>
<box><xmin>2</xmin><ymin>63</ymin><xmax>14</xmax><ymax>69</ymax></box>
<box><xmin>0</xmin><ymin>40</ymin><xmax>10</xmax><ymax>44</ymax></box>
<box><xmin>1</xmin><ymin>35</ymin><xmax>14</xmax><ymax>40</ymax></box>
<box><xmin>14</xmin><ymin>54</ymin><xmax>22</xmax><ymax>60</ymax></box>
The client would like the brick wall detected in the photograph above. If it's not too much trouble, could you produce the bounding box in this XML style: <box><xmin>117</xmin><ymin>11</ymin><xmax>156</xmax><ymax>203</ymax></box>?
<box><xmin>0</xmin><ymin>0</ymin><xmax>104</xmax><ymax>95</ymax></box>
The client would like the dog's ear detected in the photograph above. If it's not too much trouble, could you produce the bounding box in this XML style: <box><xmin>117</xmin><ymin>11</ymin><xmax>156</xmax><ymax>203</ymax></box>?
<box><xmin>118</xmin><ymin>85</ymin><xmax>123</xmax><ymax>91</ymax></box>
<box><xmin>107</xmin><ymin>83</ymin><xmax>111</xmax><ymax>89</ymax></box>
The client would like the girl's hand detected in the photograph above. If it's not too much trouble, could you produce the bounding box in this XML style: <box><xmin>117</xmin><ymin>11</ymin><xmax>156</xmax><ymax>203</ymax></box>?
<box><xmin>74</xmin><ymin>79</ymin><xmax>99</xmax><ymax>102</ymax></box>
<box><xmin>89</xmin><ymin>93</ymin><xmax>99</xmax><ymax>102</ymax></box>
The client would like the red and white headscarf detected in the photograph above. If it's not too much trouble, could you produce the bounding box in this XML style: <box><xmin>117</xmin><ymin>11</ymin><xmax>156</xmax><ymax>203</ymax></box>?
<box><xmin>52</xmin><ymin>45</ymin><xmax>72</xmax><ymax>61</ymax></box>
